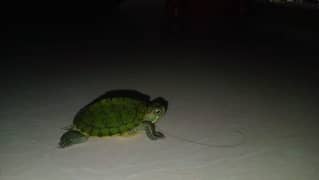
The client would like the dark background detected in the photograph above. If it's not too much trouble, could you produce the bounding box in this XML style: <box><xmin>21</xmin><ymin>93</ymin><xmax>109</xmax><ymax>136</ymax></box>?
<box><xmin>2</xmin><ymin>0</ymin><xmax>319</xmax><ymax>68</ymax></box>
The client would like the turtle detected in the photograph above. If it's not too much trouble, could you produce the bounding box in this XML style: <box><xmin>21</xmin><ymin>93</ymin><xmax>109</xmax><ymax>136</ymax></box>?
<box><xmin>58</xmin><ymin>90</ymin><xmax>167</xmax><ymax>148</ymax></box>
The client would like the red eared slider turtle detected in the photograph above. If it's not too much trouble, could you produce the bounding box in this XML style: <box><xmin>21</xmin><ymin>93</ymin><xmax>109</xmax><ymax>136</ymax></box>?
<box><xmin>59</xmin><ymin>90</ymin><xmax>167</xmax><ymax>148</ymax></box>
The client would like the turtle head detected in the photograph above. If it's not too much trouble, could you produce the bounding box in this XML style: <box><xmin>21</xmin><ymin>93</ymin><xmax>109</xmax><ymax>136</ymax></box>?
<box><xmin>143</xmin><ymin>98</ymin><xmax>167</xmax><ymax>124</ymax></box>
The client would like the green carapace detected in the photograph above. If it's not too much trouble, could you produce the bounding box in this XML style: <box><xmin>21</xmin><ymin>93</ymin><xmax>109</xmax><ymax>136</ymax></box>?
<box><xmin>59</xmin><ymin>90</ymin><xmax>167</xmax><ymax>148</ymax></box>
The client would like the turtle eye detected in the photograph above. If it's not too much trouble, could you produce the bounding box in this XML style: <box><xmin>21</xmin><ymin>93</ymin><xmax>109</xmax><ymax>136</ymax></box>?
<box><xmin>154</xmin><ymin>109</ymin><xmax>161</xmax><ymax>114</ymax></box>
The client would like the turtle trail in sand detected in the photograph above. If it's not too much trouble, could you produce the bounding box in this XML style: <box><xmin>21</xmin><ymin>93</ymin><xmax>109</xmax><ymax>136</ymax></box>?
<box><xmin>58</xmin><ymin>90</ymin><xmax>168</xmax><ymax>148</ymax></box>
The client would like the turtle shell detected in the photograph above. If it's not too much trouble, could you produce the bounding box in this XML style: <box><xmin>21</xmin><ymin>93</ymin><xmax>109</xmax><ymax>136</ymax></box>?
<box><xmin>73</xmin><ymin>97</ymin><xmax>148</xmax><ymax>137</ymax></box>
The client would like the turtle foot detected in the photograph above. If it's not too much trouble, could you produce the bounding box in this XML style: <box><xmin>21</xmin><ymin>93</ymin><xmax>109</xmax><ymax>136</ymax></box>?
<box><xmin>143</xmin><ymin>121</ymin><xmax>165</xmax><ymax>140</ymax></box>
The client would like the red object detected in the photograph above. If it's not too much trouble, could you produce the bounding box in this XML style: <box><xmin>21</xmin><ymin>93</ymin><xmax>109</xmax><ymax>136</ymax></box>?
<box><xmin>166</xmin><ymin>0</ymin><xmax>248</xmax><ymax>17</ymax></box>
<box><xmin>165</xmin><ymin>0</ymin><xmax>248</xmax><ymax>32</ymax></box>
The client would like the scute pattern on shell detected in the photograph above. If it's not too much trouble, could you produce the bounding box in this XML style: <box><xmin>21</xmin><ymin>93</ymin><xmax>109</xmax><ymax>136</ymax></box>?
<box><xmin>73</xmin><ymin>97</ymin><xmax>147</xmax><ymax>137</ymax></box>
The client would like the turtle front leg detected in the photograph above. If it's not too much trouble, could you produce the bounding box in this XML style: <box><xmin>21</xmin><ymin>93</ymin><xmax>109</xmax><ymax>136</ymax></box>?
<box><xmin>143</xmin><ymin>121</ymin><xmax>165</xmax><ymax>140</ymax></box>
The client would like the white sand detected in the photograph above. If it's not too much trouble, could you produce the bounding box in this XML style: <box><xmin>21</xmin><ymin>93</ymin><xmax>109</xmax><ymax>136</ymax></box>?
<box><xmin>1</xmin><ymin>52</ymin><xmax>319</xmax><ymax>180</ymax></box>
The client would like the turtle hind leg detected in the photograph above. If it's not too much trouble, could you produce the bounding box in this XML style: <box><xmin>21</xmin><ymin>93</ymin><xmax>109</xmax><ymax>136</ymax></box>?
<box><xmin>59</xmin><ymin>130</ymin><xmax>88</xmax><ymax>148</ymax></box>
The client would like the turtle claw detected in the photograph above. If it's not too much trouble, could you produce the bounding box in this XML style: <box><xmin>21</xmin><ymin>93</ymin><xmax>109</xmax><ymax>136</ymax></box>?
<box><xmin>154</xmin><ymin>131</ymin><xmax>165</xmax><ymax>139</ymax></box>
